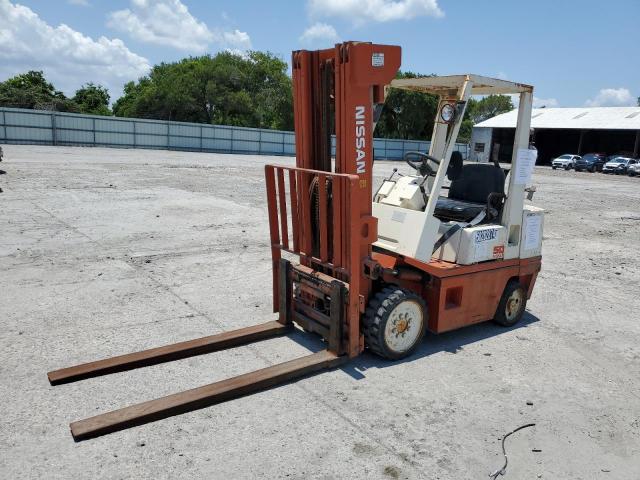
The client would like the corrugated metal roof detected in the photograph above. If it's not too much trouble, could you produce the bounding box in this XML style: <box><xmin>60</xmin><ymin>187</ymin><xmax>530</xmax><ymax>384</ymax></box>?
<box><xmin>475</xmin><ymin>107</ymin><xmax>640</xmax><ymax>130</ymax></box>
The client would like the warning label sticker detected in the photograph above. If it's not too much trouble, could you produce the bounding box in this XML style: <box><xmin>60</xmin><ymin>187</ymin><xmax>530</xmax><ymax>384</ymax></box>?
<box><xmin>372</xmin><ymin>53</ymin><xmax>385</xmax><ymax>67</ymax></box>
<box><xmin>493</xmin><ymin>245</ymin><xmax>505</xmax><ymax>259</ymax></box>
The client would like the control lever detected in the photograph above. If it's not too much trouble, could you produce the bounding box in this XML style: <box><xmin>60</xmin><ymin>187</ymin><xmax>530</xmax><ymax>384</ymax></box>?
<box><xmin>525</xmin><ymin>185</ymin><xmax>536</xmax><ymax>200</ymax></box>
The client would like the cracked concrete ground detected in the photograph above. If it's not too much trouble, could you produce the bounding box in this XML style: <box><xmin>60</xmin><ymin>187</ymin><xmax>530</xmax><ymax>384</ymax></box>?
<box><xmin>1</xmin><ymin>145</ymin><xmax>639</xmax><ymax>479</ymax></box>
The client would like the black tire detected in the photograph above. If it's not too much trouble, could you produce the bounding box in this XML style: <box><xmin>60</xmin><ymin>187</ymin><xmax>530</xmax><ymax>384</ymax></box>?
<box><xmin>363</xmin><ymin>286</ymin><xmax>427</xmax><ymax>360</ymax></box>
<box><xmin>564</xmin><ymin>164</ymin><xmax>570</xmax><ymax>171</ymax></box>
<box><xmin>552</xmin><ymin>166</ymin><xmax>557</xmax><ymax>170</ymax></box>
<box><xmin>589</xmin><ymin>166</ymin><xmax>596</xmax><ymax>173</ymax></box>
<box><xmin>493</xmin><ymin>281</ymin><xmax>527</xmax><ymax>327</ymax></box>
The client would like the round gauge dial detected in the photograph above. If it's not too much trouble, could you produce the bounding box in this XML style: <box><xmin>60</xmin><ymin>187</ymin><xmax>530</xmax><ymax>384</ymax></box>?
<box><xmin>440</xmin><ymin>103</ymin><xmax>455</xmax><ymax>123</ymax></box>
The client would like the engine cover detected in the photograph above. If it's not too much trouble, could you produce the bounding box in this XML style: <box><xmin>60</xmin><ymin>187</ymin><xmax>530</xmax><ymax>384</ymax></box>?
<box><xmin>433</xmin><ymin>224</ymin><xmax>507</xmax><ymax>265</ymax></box>
<box><xmin>375</xmin><ymin>176</ymin><xmax>425</xmax><ymax>211</ymax></box>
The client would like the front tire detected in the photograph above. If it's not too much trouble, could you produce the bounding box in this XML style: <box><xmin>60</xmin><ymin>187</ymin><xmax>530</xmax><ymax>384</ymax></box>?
<box><xmin>363</xmin><ymin>286</ymin><xmax>427</xmax><ymax>360</ymax></box>
<box><xmin>493</xmin><ymin>281</ymin><xmax>527</xmax><ymax>327</ymax></box>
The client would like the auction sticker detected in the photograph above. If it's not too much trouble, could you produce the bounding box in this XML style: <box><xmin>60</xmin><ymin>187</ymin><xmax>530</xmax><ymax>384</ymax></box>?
<box><xmin>474</xmin><ymin>228</ymin><xmax>498</xmax><ymax>243</ymax></box>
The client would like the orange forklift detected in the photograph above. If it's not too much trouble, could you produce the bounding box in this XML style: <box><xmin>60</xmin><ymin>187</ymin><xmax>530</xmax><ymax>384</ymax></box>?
<box><xmin>48</xmin><ymin>42</ymin><xmax>542</xmax><ymax>440</ymax></box>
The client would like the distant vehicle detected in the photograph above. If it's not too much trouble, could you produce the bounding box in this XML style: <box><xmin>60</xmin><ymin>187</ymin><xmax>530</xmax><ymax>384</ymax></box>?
<box><xmin>574</xmin><ymin>153</ymin><xmax>607</xmax><ymax>172</ymax></box>
<box><xmin>551</xmin><ymin>154</ymin><xmax>580</xmax><ymax>170</ymax></box>
<box><xmin>602</xmin><ymin>157</ymin><xmax>637</xmax><ymax>174</ymax></box>
<box><xmin>628</xmin><ymin>161</ymin><xmax>640</xmax><ymax>177</ymax></box>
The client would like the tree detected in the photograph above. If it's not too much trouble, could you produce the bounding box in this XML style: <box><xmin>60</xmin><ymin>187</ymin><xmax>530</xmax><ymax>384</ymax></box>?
<box><xmin>375</xmin><ymin>71</ymin><xmax>439</xmax><ymax>140</ymax></box>
<box><xmin>113</xmin><ymin>51</ymin><xmax>293</xmax><ymax>130</ymax></box>
<box><xmin>637</xmin><ymin>96</ymin><xmax>640</xmax><ymax>107</ymax></box>
<box><xmin>0</xmin><ymin>71</ymin><xmax>78</xmax><ymax>111</ymax></box>
<box><xmin>457</xmin><ymin>95</ymin><xmax>514</xmax><ymax>143</ymax></box>
<box><xmin>73</xmin><ymin>83</ymin><xmax>111</xmax><ymax>116</ymax></box>
<box><xmin>465</xmin><ymin>95</ymin><xmax>514</xmax><ymax>124</ymax></box>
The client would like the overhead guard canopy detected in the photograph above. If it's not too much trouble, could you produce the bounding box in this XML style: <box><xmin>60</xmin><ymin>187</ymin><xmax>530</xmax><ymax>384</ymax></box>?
<box><xmin>389</xmin><ymin>74</ymin><xmax>534</xmax><ymax>96</ymax></box>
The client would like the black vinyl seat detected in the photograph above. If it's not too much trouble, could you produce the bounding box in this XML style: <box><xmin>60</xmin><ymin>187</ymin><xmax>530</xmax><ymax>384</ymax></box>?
<box><xmin>434</xmin><ymin>163</ymin><xmax>506</xmax><ymax>223</ymax></box>
<box><xmin>434</xmin><ymin>197</ymin><xmax>486</xmax><ymax>222</ymax></box>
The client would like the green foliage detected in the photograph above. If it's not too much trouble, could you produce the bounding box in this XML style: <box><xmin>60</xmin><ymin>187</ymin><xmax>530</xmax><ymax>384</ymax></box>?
<box><xmin>637</xmin><ymin>96</ymin><xmax>640</xmax><ymax>107</ymax></box>
<box><xmin>457</xmin><ymin>119</ymin><xmax>475</xmax><ymax>143</ymax></box>
<box><xmin>374</xmin><ymin>71</ymin><xmax>438</xmax><ymax>140</ymax></box>
<box><xmin>0</xmin><ymin>61</ymin><xmax>514</xmax><ymax>143</ymax></box>
<box><xmin>113</xmin><ymin>51</ymin><xmax>293</xmax><ymax>130</ymax></box>
<box><xmin>0</xmin><ymin>71</ymin><xmax>78</xmax><ymax>112</ymax></box>
<box><xmin>465</xmin><ymin>95</ymin><xmax>514</xmax><ymax>124</ymax></box>
<box><xmin>73</xmin><ymin>83</ymin><xmax>111</xmax><ymax>116</ymax></box>
<box><xmin>457</xmin><ymin>95</ymin><xmax>514</xmax><ymax>142</ymax></box>
<box><xmin>374</xmin><ymin>74</ymin><xmax>513</xmax><ymax>143</ymax></box>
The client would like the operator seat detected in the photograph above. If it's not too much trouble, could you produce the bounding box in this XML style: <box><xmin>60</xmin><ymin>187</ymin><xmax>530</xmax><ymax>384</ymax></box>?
<box><xmin>434</xmin><ymin>158</ymin><xmax>506</xmax><ymax>223</ymax></box>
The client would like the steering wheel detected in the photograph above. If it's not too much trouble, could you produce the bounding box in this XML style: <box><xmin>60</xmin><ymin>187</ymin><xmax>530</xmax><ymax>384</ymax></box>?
<box><xmin>404</xmin><ymin>151</ymin><xmax>441</xmax><ymax>177</ymax></box>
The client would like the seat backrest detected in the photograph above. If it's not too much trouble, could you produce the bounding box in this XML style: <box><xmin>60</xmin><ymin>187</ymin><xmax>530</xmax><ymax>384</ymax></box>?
<box><xmin>447</xmin><ymin>151</ymin><xmax>464</xmax><ymax>181</ymax></box>
<box><xmin>448</xmin><ymin>164</ymin><xmax>506</xmax><ymax>203</ymax></box>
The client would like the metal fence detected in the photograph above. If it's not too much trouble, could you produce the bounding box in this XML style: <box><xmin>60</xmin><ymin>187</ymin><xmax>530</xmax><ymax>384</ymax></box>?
<box><xmin>0</xmin><ymin>107</ymin><xmax>469</xmax><ymax>160</ymax></box>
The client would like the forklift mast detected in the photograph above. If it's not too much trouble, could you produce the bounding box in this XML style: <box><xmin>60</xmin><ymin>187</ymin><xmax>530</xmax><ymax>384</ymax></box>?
<box><xmin>264</xmin><ymin>42</ymin><xmax>401</xmax><ymax>355</ymax></box>
<box><xmin>292</xmin><ymin>42</ymin><xmax>400</xmax><ymax>259</ymax></box>
<box><xmin>292</xmin><ymin>42</ymin><xmax>400</xmax><ymax>179</ymax></box>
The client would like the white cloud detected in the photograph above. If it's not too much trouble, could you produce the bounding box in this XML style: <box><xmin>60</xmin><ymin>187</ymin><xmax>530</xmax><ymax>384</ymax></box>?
<box><xmin>222</xmin><ymin>29</ymin><xmax>252</xmax><ymax>50</ymax></box>
<box><xmin>0</xmin><ymin>0</ymin><xmax>150</xmax><ymax>98</ymax></box>
<box><xmin>300</xmin><ymin>22</ymin><xmax>339</xmax><ymax>45</ymax></box>
<box><xmin>108</xmin><ymin>0</ymin><xmax>212</xmax><ymax>51</ymax></box>
<box><xmin>67</xmin><ymin>0</ymin><xmax>89</xmax><ymax>6</ymax></box>
<box><xmin>108</xmin><ymin>0</ymin><xmax>251</xmax><ymax>52</ymax></box>
<box><xmin>308</xmin><ymin>0</ymin><xmax>443</xmax><ymax>24</ymax></box>
<box><xmin>533</xmin><ymin>96</ymin><xmax>559</xmax><ymax>108</ymax></box>
<box><xmin>585</xmin><ymin>87</ymin><xmax>635</xmax><ymax>107</ymax></box>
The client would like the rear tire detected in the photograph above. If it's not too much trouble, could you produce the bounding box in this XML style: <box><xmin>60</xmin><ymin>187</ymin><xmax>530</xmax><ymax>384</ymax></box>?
<box><xmin>552</xmin><ymin>166</ymin><xmax>557</xmax><ymax>170</ymax></box>
<box><xmin>493</xmin><ymin>281</ymin><xmax>527</xmax><ymax>327</ymax></box>
<box><xmin>363</xmin><ymin>286</ymin><xmax>427</xmax><ymax>360</ymax></box>
<box><xmin>564</xmin><ymin>164</ymin><xmax>570</xmax><ymax>171</ymax></box>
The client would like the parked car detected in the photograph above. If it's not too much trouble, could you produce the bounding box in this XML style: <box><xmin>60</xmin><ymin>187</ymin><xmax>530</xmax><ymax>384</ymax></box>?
<box><xmin>603</xmin><ymin>157</ymin><xmax>637</xmax><ymax>174</ymax></box>
<box><xmin>574</xmin><ymin>153</ymin><xmax>607</xmax><ymax>172</ymax></box>
<box><xmin>627</xmin><ymin>160</ymin><xmax>640</xmax><ymax>177</ymax></box>
<box><xmin>551</xmin><ymin>154</ymin><xmax>581</xmax><ymax>170</ymax></box>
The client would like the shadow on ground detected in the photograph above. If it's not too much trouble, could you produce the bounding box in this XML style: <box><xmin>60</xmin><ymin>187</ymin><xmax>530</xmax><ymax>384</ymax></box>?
<box><xmin>288</xmin><ymin>311</ymin><xmax>540</xmax><ymax>380</ymax></box>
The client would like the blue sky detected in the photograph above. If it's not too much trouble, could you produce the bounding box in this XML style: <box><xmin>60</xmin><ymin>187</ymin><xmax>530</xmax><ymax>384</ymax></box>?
<box><xmin>1</xmin><ymin>0</ymin><xmax>638</xmax><ymax>108</ymax></box>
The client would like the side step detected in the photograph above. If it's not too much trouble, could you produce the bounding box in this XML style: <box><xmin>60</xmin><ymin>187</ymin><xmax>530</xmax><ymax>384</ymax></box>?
<box><xmin>70</xmin><ymin>350</ymin><xmax>346</xmax><ymax>441</ymax></box>
<box><xmin>48</xmin><ymin>321</ymin><xmax>290</xmax><ymax>385</ymax></box>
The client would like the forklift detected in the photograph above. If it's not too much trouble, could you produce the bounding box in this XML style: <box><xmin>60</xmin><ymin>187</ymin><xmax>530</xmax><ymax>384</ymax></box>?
<box><xmin>48</xmin><ymin>42</ymin><xmax>542</xmax><ymax>440</ymax></box>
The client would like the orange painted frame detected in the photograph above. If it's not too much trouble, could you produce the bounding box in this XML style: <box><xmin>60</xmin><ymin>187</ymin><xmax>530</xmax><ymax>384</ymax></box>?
<box><xmin>373</xmin><ymin>252</ymin><xmax>541</xmax><ymax>333</ymax></box>
<box><xmin>273</xmin><ymin>42</ymin><xmax>401</xmax><ymax>357</ymax></box>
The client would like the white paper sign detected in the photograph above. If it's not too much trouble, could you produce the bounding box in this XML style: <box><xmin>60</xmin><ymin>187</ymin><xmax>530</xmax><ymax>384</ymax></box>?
<box><xmin>372</xmin><ymin>53</ymin><xmax>385</xmax><ymax>67</ymax></box>
<box><xmin>514</xmin><ymin>148</ymin><xmax>537</xmax><ymax>185</ymax></box>
<box><xmin>524</xmin><ymin>214</ymin><xmax>541</xmax><ymax>250</ymax></box>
